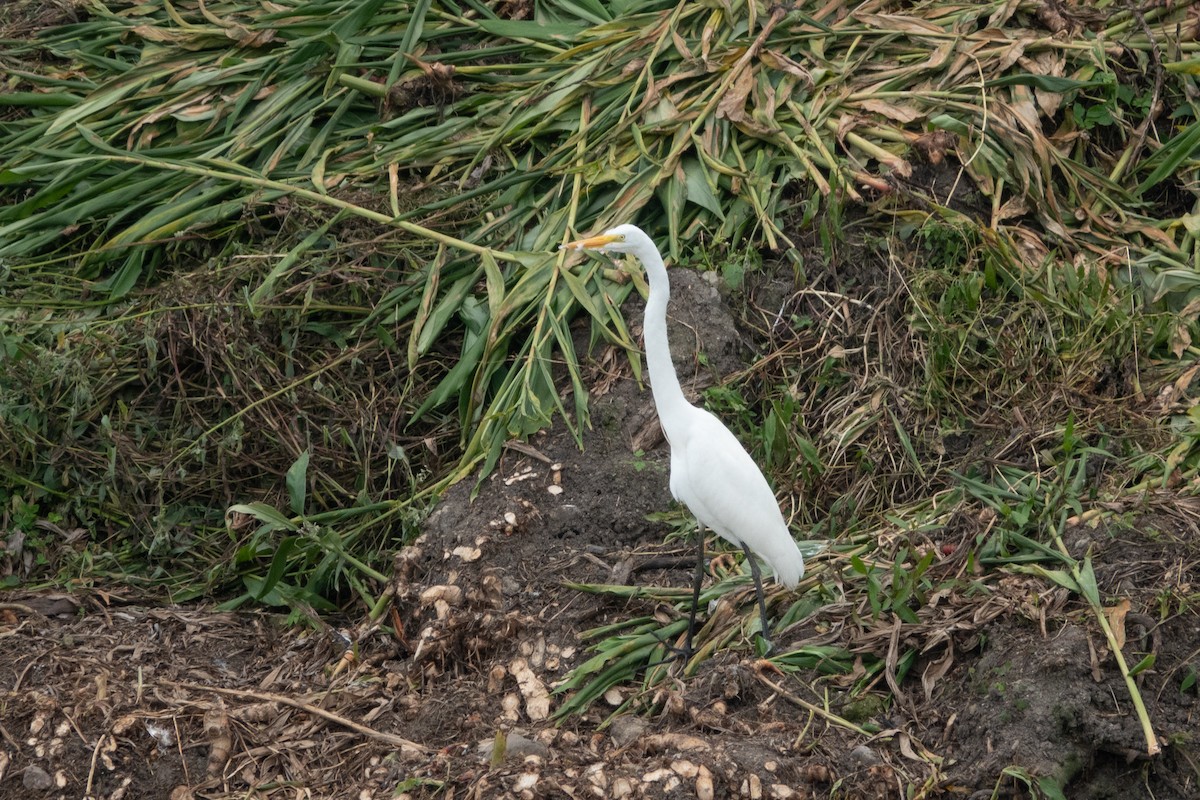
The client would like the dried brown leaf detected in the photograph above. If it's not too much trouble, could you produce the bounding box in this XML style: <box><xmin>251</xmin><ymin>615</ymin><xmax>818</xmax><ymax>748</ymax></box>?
<box><xmin>131</xmin><ymin>24</ymin><xmax>189</xmax><ymax>43</ymax></box>
<box><xmin>1106</xmin><ymin>599</ymin><xmax>1131</xmax><ymax>651</ymax></box>
<box><xmin>671</xmin><ymin>30</ymin><xmax>694</xmax><ymax>61</ymax></box>
<box><xmin>1007</xmin><ymin>85</ymin><xmax>1040</xmax><ymax>131</ymax></box>
<box><xmin>760</xmin><ymin>50</ymin><xmax>812</xmax><ymax>84</ymax></box>
<box><xmin>991</xmin><ymin>38</ymin><xmax>1030</xmax><ymax>72</ymax></box>
<box><xmin>995</xmin><ymin>195</ymin><xmax>1031</xmax><ymax>224</ymax></box>
<box><xmin>921</xmin><ymin>643</ymin><xmax>954</xmax><ymax>703</ymax></box>
<box><xmin>1169</xmin><ymin>300</ymin><xmax>1200</xmax><ymax>359</ymax></box>
<box><xmin>716</xmin><ymin>67</ymin><xmax>754</xmax><ymax>123</ymax></box>
<box><xmin>226</xmin><ymin>25</ymin><xmax>276</xmax><ymax>48</ymax></box>
<box><xmin>858</xmin><ymin>99</ymin><xmax>923</xmax><ymax>124</ymax></box>
<box><xmin>852</xmin><ymin>13</ymin><xmax>944</xmax><ymax>35</ymax></box>
<box><xmin>1020</xmin><ymin>51</ymin><xmax>1068</xmax><ymax>117</ymax></box>
<box><xmin>1174</xmin><ymin>363</ymin><xmax>1200</xmax><ymax>396</ymax></box>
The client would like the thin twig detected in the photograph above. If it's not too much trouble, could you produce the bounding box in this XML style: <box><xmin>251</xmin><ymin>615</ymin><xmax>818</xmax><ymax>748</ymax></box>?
<box><xmin>84</xmin><ymin>734</ymin><xmax>105</xmax><ymax>798</ymax></box>
<box><xmin>754</xmin><ymin>671</ymin><xmax>871</xmax><ymax>737</ymax></box>
<box><xmin>166</xmin><ymin>681</ymin><xmax>432</xmax><ymax>754</ymax></box>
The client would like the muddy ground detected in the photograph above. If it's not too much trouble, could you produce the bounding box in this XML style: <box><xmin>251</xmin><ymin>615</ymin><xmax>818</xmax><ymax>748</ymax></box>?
<box><xmin>2</xmin><ymin>270</ymin><xmax>1199</xmax><ymax>800</ymax></box>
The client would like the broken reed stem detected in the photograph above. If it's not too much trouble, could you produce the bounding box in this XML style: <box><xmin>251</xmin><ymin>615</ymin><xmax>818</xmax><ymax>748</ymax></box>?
<box><xmin>1050</xmin><ymin>529</ymin><xmax>1161</xmax><ymax>757</ymax></box>
<box><xmin>755</xmin><ymin>672</ymin><xmax>871</xmax><ymax>737</ymax></box>
<box><xmin>69</xmin><ymin>149</ymin><xmax>521</xmax><ymax>263</ymax></box>
<box><xmin>1091</xmin><ymin>602</ymin><xmax>1161</xmax><ymax>756</ymax></box>
<box><xmin>168</xmin><ymin>681</ymin><xmax>432</xmax><ymax>754</ymax></box>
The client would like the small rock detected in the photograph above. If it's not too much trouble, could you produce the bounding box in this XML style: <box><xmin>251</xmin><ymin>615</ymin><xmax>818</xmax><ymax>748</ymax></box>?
<box><xmin>644</xmin><ymin>767</ymin><xmax>674</xmax><ymax>782</ymax></box>
<box><xmin>23</xmin><ymin>765</ymin><xmax>52</xmax><ymax>791</ymax></box>
<box><xmin>474</xmin><ymin>731</ymin><xmax>549</xmax><ymax>762</ymax></box>
<box><xmin>672</xmin><ymin>759</ymin><xmax>698</xmax><ymax>778</ymax></box>
<box><xmin>847</xmin><ymin>744</ymin><xmax>882</xmax><ymax>768</ymax></box>
<box><xmin>506</xmin><ymin>732</ymin><xmax>550</xmax><ymax>761</ymax></box>
<box><xmin>608</xmin><ymin>715</ymin><xmax>649</xmax><ymax>748</ymax></box>
<box><xmin>770</xmin><ymin>785</ymin><xmax>796</xmax><ymax>799</ymax></box>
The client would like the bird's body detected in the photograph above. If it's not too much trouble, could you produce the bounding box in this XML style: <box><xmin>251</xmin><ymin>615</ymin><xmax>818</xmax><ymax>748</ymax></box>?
<box><xmin>563</xmin><ymin>224</ymin><xmax>804</xmax><ymax>648</ymax></box>
<box><xmin>665</xmin><ymin>409</ymin><xmax>804</xmax><ymax>588</ymax></box>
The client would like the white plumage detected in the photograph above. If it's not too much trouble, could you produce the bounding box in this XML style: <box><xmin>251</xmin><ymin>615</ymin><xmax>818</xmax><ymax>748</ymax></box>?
<box><xmin>564</xmin><ymin>224</ymin><xmax>804</xmax><ymax>648</ymax></box>
<box><xmin>667</xmin><ymin>409</ymin><xmax>804</xmax><ymax>588</ymax></box>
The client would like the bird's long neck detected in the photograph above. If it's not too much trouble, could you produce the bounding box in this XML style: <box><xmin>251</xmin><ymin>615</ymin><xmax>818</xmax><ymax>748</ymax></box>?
<box><xmin>640</xmin><ymin>245</ymin><xmax>692</xmax><ymax>442</ymax></box>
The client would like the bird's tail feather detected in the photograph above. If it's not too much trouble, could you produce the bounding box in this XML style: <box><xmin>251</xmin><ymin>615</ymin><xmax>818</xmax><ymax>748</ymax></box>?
<box><xmin>762</xmin><ymin>539</ymin><xmax>805</xmax><ymax>589</ymax></box>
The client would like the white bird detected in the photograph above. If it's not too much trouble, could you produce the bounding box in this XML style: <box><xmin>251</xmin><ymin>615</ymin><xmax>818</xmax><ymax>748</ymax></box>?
<box><xmin>562</xmin><ymin>224</ymin><xmax>805</xmax><ymax>653</ymax></box>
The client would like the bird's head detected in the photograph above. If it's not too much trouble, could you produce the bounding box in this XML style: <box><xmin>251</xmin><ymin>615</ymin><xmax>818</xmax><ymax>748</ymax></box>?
<box><xmin>561</xmin><ymin>223</ymin><xmax>651</xmax><ymax>256</ymax></box>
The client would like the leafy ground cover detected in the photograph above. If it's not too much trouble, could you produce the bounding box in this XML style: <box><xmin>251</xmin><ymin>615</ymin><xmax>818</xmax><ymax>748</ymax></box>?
<box><xmin>2</xmin><ymin>0</ymin><xmax>1200</xmax><ymax>797</ymax></box>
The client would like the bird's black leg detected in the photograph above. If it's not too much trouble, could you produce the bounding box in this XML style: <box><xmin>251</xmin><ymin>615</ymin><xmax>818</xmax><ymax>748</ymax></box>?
<box><xmin>683</xmin><ymin>525</ymin><xmax>707</xmax><ymax>660</ymax></box>
<box><xmin>742</xmin><ymin>542</ymin><xmax>773</xmax><ymax>653</ymax></box>
<box><xmin>643</xmin><ymin>529</ymin><xmax>706</xmax><ymax>669</ymax></box>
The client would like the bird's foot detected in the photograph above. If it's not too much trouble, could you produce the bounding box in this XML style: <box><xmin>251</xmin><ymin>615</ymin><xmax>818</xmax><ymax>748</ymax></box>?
<box><xmin>644</xmin><ymin>630</ymin><xmax>695</xmax><ymax>668</ymax></box>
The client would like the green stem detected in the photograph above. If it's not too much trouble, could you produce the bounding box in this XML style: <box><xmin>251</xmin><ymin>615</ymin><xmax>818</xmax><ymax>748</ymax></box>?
<box><xmin>1051</xmin><ymin>529</ymin><xmax>1160</xmax><ymax>756</ymax></box>
<box><xmin>64</xmin><ymin>149</ymin><xmax>520</xmax><ymax>262</ymax></box>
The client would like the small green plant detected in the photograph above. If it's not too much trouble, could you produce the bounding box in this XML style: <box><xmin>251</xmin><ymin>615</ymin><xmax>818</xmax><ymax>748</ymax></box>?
<box><xmin>0</xmin><ymin>495</ymin><xmax>54</xmax><ymax>581</ymax></box>
<box><xmin>849</xmin><ymin>546</ymin><xmax>935</xmax><ymax>624</ymax></box>
<box><xmin>393</xmin><ymin>776</ymin><xmax>444</xmax><ymax>793</ymax></box>
<box><xmin>555</xmin><ymin>557</ymin><xmax>833</xmax><ymax>717</ymax></box>
<box><xmin>222</xmin><ymin>451</ymin><xmax>415</xmax><ymax>623</ymax></box>
<box><xmin>957</xmin><ymin>416</ymin><xmax>1114</xmax><ymax>566</ymax></box>
<box><xmin>1069</xmin><ymin>71</ymin><xmax>1155</xmax><ymax>131</ymax></box>
<box><xmin>995</xmin><ymin>765</ymin><xmax>1068</xmax><ymax>800</ymax></box>
<box><xmin>1181</xmin><ymin>665</ymin><xmax>1198</xmax><ymax>696</ymax></box>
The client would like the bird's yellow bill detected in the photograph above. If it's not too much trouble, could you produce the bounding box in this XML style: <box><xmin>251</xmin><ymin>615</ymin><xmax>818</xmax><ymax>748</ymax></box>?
<box><xmin>561</xmin><ymin>233</ymin><xmax>621</xmax><ymax>250</ymax></box>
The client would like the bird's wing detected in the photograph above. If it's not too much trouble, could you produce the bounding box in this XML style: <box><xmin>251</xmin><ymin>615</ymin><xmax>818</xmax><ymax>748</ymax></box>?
<box><xmin>670</xmin><ymin>408</ymin><xmax>804</xmax><ymax>587</ymax></box>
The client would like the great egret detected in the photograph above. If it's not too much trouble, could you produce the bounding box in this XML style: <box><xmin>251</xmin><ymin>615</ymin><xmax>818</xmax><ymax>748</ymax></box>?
<box><xmin>562</xmin><ymin>224</ymin><xmax>805</xmax><ymax>653</ymax></box>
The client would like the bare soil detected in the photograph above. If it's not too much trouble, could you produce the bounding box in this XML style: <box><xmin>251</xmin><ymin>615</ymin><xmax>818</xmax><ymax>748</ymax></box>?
<box><xmin>3</xmin><ymin>272</ymin><xmax>1199</xmax><ymax>800</ymax></box>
